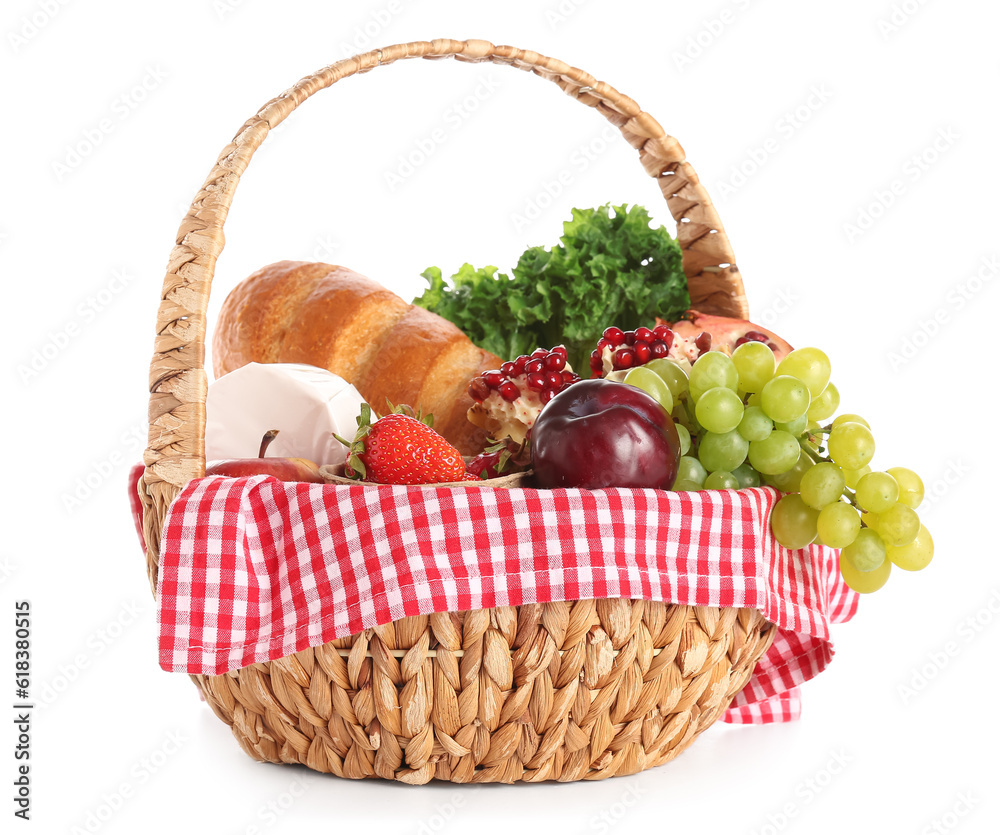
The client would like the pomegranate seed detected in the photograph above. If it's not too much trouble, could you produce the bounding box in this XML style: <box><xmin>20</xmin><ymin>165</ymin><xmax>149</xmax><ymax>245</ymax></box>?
<box><xmin>540</xmin><ymin>388</ymin><xmax>556</xmax><ymax>404</ymax></box>
<box><xmin>562</xmin><ymin>370</ymin><xmax>577</xmax><ymax>384</ymax></box>
<box><xmin>767</xmin><ymin>342</ymin><xmax>779</xmax><ymax>351</ymax></box>
<box><xmin>590</xmin><ymin>350</ymin><xmax>603</xmax><ymax>371</ymax></box>
<box><xmin>695</xmin><ymin>332</ymin><xmax>713</xmax><ymax>354</ymax></box>
<box><xmin>652</xmin><ymin>324</ymin><xmax>671</xmax><ymax>340</ymax></box>
<box><xmin>483</xmin><ymin>370</ymin><xmax>504</xmax><ymax>388</ymax></box>
<box><xmin>745</xmin><ymin>331</ymin><xmax>769</xmax><ymax>342</ymax></box>
<box><xmin>513</xmin><ymin>356</ymin><xmax>529</xmax><ymax>373</ymax></box>
<box><xmin>734</xmin><ymin>336</ymin><xmax>749</xmax><ymax>348</ymax></box>
<box><xmin>613</xmin><ymin>347</ymin><xmax>635</xmax><ymax>369</ymax></box>
<box><xmin>544</xmin><ymin>352</ymin><xmax>566</xmax><ymax>371</ymax></box>
<box><xmin>650</xmin><ymin>339</ymin><xmax>668</xmax><ymax>359</ymax></box>
<box><xmin>468</xmin><ymin>378</ymin><xmax>490</xmax><ymax>402</ymax></box>
<box><xmin>526</xmin><ymin>372</ymin><xmax>547</xmax><ymax>391</ymax></box>
<box><xmin>498</xmin><ymin>381</ymin><xmax>520</xmax><ymax>401</ymax></box>
<box><xmin>525</xmin><ymin>358</ymin><xmax>544</xmax><ymax>374</ymax></box>
<box><xmin>635</xmin><ymin>326</ymin><xmax>654</xmax><ymax>342</ymax></box>
<box><xmin>546</xmin><ymin>371</ymin><xmax>563</xmax><ymax>389</ymax></box>
<box><xmin>623</xmin><ymin>330</ymin><xmax>637</xmax><ymax>346</ymax></box>
<box><xmin>500</xmin><ymin>361</ymin><xmax>517</xmax><ymax>376</ymax></box>
<box><xmin>634</xmin><ymin>342</ymin><xmax>651</xmax><ymax>364</ymax></box>
<box><xmin>552</xmin><ymin>345</ymin><xmax>568</xmax><ymax>359</ymax></box>
<box><xmin>532</xmin><ymin>347</ymin><xmax>548</xmax><ymax>359</ymax></box>
<box><xmin>603</xmin><ymin>326</ymin><xmax>625</xmax><ymax>346</ymax></box>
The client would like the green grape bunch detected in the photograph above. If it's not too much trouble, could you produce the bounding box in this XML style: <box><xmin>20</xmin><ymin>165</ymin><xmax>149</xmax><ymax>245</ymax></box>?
<box><xmin>618</xmin><ymin>341</ymin><xmax>933</xmax><ymax>595</ymax></box>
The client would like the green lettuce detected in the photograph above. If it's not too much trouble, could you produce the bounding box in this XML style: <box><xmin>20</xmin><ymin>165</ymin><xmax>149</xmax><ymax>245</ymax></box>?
<box><xmin>413</xmin><ymin>204</ymin><xmax>689</xmax><ymax>373</ymax></box>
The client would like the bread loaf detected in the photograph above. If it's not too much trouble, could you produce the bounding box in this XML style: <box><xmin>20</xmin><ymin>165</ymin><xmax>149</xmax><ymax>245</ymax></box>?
<box><xmin>212</xmin><ymin>261</ymin><xmax>502</xmax><ymax>455</ymax></box>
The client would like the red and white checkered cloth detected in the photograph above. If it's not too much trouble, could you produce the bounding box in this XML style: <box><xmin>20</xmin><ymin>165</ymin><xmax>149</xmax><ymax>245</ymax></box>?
<box><xmin>129</xmin><ymin>465</ymin><xmax>857</xmax><ymax>723</ymax></box>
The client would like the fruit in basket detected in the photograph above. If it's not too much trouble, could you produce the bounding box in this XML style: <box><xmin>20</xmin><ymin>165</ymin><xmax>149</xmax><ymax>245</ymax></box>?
<box><xmin>336</xmin><ymin>405</ymin><xmax>466</xmax><ymax>485</ymax></box>
<box><xmin>205</xmin><ymin>430</ymin><xmax>325</xmax><ymax>482</ymax></box>
<box><xmin>590</xmin><ymin>314</ymin><xmax>793</xmax><ymax>378</ymax></box>
<box><xmin>465</xmin><ymin>438</ymin><xmax>530</xmax><ymax>480</ymax></box>
<box><xmin>667</xmin><ymin>310</ymin><xmax>793</xmax><ymax>360</ymax></box>
<box><xmin>531</xmin><ymin>379</ymin><xmax>681</xmax><ymax>490</ymax></box>
<box><xmin>608</xmin><ymin>330</ymin><xmax>935</xmax><ymax>595</ymax></box>
<box><xmin>466</xmin><ymin>345</ymin><xmax>581</xmax><ymax>445</ymax></box>
<box><xmin>211</xmin><ymin>261</ymin><xmax>503</xmax><ymax>457</ymax></box>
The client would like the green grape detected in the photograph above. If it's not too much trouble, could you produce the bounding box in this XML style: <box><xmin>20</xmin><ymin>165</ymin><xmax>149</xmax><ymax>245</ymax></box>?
<box><xmin>843</xmin><ymin>464</ymin><xmax>872</xmax><ymax>490</ymax></box>
<box><xmin>731</xmin><ymin>341</ymin><xmax>775</xmax><ymax>393</ymax></box>
<box><xmin>816</xmin><ymin>501</ymin><xmax>861</xmax><ymax>548</ymax></box>
<box><xmin>775</xmin><ymin>414</ymin><xmax>808</xmax><ymax>436</ymax></box>
<box><xmin>799</xmin><ymin>462</ymin><xmax>846</xmax><ymax>509</ymax></box>
<box><xmin>807</xmin><ymin>382</ymin><xmax>840</xmax><ymax>422</ymax></box>
<box><xmin>833</xmin><ymin>413</ymin><xmax>870</xmax><ymax>429</ymax></box>
<box><xmin>738</xmin><ymin>406</ymin><xmax>773</xmax><ymax>442</ymax></box>
<box><xmin>704</xmin><ymin>471</ymin><xmax>739</xmax><ymax>490</ymax></box>
<box><xmin>688</xmin><ymin>352</ymin><xmax>738</xmax><ymax>401</ymax></box>
<box><xmin>644</xmin><ymin>358</ymin><xmax>690</xmax><ymax>400</ymax></box>
<box><xmin>748</xmin><ymin>430</ymin><xmax>800</xmax><ymax>475</ymax></box>
<box><xmin>770</xmin><ymin>494</ymin><xmax>819</xmax><ymax>550</ymax></box>
<box><xmin>842</xmin><ymin>528</ymin><xmax>886</xmax><ymax>572</ymax></box>
<box><xmin>840</xmin><ymin>549</ymin><xmax>891</xmax><ymax>594</ymax></box>
<box><xmin>767</xmin><ymin>450</ymin><xmax>814</xmax><ymax>492</ymax></box>
<box><xmin>875</xmin><ymin>502</ymin><xmax>920</xmax><ymax>547</ymax></box>
<box><xmin>887</xmin><ymin>467</ymin><xmax>924</xmax><ymax>509</ymax></box>
<box><xmin>676</xmin><ymin>424</ymin><xmax>691</xmax><ymax>456</ymax></box>
<box><xmin>676</xmin><ymin>455</ymin><xmax>707</xmax><ymax>486</ymax></box>
<box><xmin>776</xmin><ymin>347</ymin><xmax>831</xmax><ymax>398</ymax></box>
<box><xmin>855</xmin><ymin>471</ymin><xmax>900</xmax><ymax>513</ymax></box>
<box><xmin>861</xmin><ymin>511</ymin><xmax>880</xmax><ymax>531</ymax></box>
<box><xmin>887</xmin><ymin>524</ymin><xmax>934</xmax><ymax>571</ymax></box>
<box><xmin>624</xmin><ymin>367</ymin><xmax>674</xmax><ymax>413</ymax></box>
<box><xmin>746</xmin><ymin>392</ymin><xmax>763</xmax><ymax>408</ymax></box>
<box><xmin>732</xmin><ymin>463</ymin><xmax>761</xmax><ymax>488</ymax></box>
<box><xmin>672</xmin><ymin>479</ymin><xmax>705</xmax><ymax>492</ymax></box>
<box><xmin>827</xmin><ymin>422</ymin><xmax>875</xmax><ymax>471</ymax></box>
<box><xmin>697</xmin><ymin>430</ymin><xmax>750</xmax><ymax>472</ymax></box>
<box><xmin>695</xmin><ymin>387</ymin><xmax>745</xmax><ymax>434</ymax></box>
<box><xmin>760</xmin><ymin>375</ymin><xmax>811</xmax><ymax>423</ymax></box>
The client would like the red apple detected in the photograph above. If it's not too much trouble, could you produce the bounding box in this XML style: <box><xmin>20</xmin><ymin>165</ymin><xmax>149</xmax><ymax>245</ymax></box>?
<box><xmin>205</xmin><ymin>430</ymin><xmax>325</xmax><ymax>483</ymax></box>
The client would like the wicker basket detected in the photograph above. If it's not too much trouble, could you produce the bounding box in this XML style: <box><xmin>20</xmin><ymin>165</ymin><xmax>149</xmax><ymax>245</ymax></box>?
<box><xmin>138</xmin><ymin>38</ymin><xmax>777</xmax><ymax>784</ymax></box>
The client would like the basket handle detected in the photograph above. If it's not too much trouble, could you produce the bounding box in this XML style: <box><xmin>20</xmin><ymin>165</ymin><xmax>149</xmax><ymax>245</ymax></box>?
<box><xmin>140</xmin><ymin>38</ymin><xmax>747</xmax><ymax>582</ymax></box>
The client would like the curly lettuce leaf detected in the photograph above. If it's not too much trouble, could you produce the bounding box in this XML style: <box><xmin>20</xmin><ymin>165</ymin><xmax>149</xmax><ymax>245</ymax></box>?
<box><xmin>413</xmin><ymin>204</ymin><xmax>689</xmax><ymax>372</ymax></box>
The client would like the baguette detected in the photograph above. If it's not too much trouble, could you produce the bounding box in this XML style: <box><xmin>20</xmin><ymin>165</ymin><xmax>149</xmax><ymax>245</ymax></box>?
<box><xmin>212</xmin><ymin>261</ymin><xmax>502</xmax><ymax>456</ymax></box>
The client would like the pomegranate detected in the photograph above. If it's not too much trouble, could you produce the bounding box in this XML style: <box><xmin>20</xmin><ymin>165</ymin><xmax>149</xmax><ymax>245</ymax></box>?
<box><xmin>662</xmin><ymin>310</ymin><xmax>793</xmax><ymax>361</ymax></box>
<box><xmin>589</xmin><ymin>311</ymin><xmax>794</xmax><ymax>379</ymax></box>
<box><xmin>466</xmin><ymin>345</ymin><xmax>581</xmax><ymax>444</ymax></box>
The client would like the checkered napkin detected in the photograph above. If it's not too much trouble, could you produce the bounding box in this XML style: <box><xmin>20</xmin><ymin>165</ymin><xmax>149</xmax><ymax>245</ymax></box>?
<box><xmin>133</xmin><ymin>467</ymin><xmax>858</xmax><ymax>723</ymax></box>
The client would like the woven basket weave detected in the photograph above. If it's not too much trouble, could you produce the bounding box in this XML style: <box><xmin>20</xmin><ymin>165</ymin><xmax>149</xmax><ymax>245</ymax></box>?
<box><xmin>138</xmin><ymin>38</ymin><xmax>777</xmax><ymax>784</ymax></box>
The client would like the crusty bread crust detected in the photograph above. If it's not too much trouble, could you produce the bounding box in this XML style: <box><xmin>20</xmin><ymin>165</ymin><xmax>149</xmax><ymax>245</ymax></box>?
<box><xmin>212</xmin><ymin>261</ymin><xmax>500</xmax><ymax>455</ymax></box>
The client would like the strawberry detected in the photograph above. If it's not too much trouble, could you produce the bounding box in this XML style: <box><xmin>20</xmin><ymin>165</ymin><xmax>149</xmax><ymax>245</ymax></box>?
<box><xmin>336</xmin><ymin>404</ymin><xmax>466</xmax><ymax>485</ymax></box>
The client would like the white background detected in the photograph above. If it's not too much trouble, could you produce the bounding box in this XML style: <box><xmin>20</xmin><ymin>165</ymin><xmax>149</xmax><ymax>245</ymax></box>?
<box><xmin>2</xmin><ymin>0</ymin><xmax>998</xmax><ymax>832</ymax></box>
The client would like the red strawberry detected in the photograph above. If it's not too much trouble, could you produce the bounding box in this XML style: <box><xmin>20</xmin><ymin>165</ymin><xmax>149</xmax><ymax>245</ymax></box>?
<box><xmin>337</xmin><ymin>404</ymin><xmax>466</xmax><ymax>485</ymax></box>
